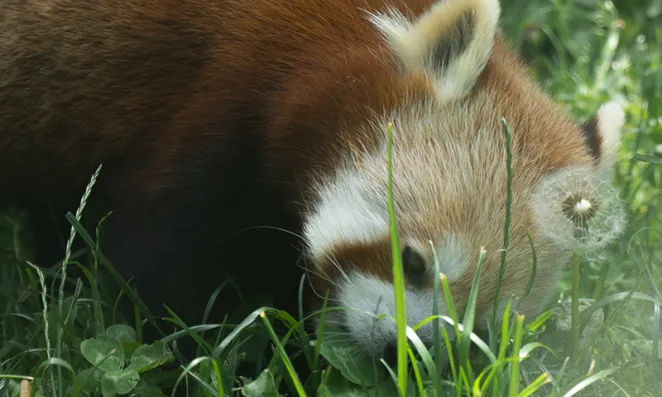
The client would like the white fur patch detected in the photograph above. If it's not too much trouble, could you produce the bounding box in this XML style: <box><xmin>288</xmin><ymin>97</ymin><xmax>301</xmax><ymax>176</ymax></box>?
<box><xmin>337</xmin><ymin>271</ymin><xmax>454</xmax><ymax>355</ymax></box>
<box><xmin>595</xmin><ymin>100</ymin><xmax>626</xmax><ymax>179</ymax></box>
<box><xmin>367</xmin><ymin>0</ymin><xmax>500</xmax><ymax>101</ymax></box>
<box><xmin>302</xmin><ymin>165</ymin><xmax>389</xmax><ymax>267</ymax></box>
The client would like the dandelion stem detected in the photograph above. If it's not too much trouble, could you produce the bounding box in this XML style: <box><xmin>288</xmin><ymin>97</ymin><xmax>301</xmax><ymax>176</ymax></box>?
<box><xmin>571</xmin><ymin>250</ymin><xmax>581</xmax><ymax>364</ymax></box>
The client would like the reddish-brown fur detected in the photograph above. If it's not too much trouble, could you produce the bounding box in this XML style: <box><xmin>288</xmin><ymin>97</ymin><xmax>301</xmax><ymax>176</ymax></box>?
<box><xmin>0</xmin><ymin>0</ymin><xmax>436</xmax><ymax>318</ymax></box>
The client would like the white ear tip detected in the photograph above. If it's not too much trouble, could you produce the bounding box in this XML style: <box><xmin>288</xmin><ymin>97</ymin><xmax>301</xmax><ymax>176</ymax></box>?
<box><xmin>597</xmin><ymin>101</ymin><xmax>626</xmax><ymax>130</ymax></box>
<box><xmin>483</xmin><ymin>0</ymin><xmax>502</xmax><ymax>15</ymax></box>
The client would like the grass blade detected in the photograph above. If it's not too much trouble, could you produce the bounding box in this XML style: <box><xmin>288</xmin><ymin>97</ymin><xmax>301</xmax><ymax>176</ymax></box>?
<box><xmin>386</xmin><ymin>121</ymin><xmax>409</xmax><ymax>396</ymax></box>
<box><xmin>561</xmin><ymin>367</ymin><xmax>620</xmax><ymax>397</ymax></box>
<box><xmin>508</xmin><ymin>314</ymin><xmax>525</xmax><ymax>396</ymax></box>
<box><xmin>260</xmin><ymin>310</ymin><xmax>307</xmax><ymax>397</ymax></box>
<box><xmin>459</xmin><ymin>248</ymin><xmax>487</xmax><ymax>385</ymax></box>
<box><xmin>492</xmin><ymin>118</ymin><xmax>514</xmax><ymax>326</ymax></box>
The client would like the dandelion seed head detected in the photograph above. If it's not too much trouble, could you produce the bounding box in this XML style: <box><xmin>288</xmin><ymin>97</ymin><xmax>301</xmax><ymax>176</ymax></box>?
<box><xmin>532</xmin><ymin>165</ymin><xmax>626</xmax><ymax>257</ymax></box>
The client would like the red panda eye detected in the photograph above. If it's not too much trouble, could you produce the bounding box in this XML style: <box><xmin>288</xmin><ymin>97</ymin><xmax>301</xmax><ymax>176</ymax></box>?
<box><xmin>402</xmin><ymin>246</ymin><xmax>427</xmax><ymax>286</ymax></box>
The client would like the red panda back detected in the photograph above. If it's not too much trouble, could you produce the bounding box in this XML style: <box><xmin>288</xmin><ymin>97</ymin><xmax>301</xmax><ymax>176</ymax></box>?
<box><xmin>0</xmin><ymin>0</ymin><xmax>429</xmax><ymax>196</ymax></box>
<box><xmin>1</xmin><ymin>1</ymin><xmax>204</xmax><ymax>193</ymax></box>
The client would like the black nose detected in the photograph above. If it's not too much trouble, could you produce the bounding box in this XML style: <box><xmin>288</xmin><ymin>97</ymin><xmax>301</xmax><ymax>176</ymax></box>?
<box><xmin>381</xmin><ymin>343</ymin><xmax>398</xmax><ymax>366</ymax></box>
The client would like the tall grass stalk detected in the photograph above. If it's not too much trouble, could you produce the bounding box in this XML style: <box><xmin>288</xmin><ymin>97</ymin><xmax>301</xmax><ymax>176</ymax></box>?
<box><xmin>386</xmin><ymin>121</ymin><xmax>409</xmax><ymax>396</ymax></box>
<box><xmin>430</xmin><ymin>242</ymin><xmax>445</xmax><ymax>396</ymax></box>
<box><xmin>52</xmin><ymin>164</ymin><xmax>101</xmax><ymax>397</ymax></box>
<box><xmin>493</xmin><ymin>118</ymin><xmax>514</xmax><ymax>328</ymax></box>
<box><xmin>26</xmin><ymin>261</ymin><xmax>55</xmax><ymax>396</ymax></box>
<box><xmin>459</xmin><ymin>247</ymin><xmax>487</xmax><ymax>387</ymax></box>
<box><xmin>57</xmin><ymin>164</ymin><xmax>102</xmax><ymax>316</ymax></box>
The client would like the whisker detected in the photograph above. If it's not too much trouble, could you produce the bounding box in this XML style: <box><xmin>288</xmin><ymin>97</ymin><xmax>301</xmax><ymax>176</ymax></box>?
<box><xmin>214</xmin><ymin>224</ymin><xmax>307</xmax><ymax>245</ymax></box>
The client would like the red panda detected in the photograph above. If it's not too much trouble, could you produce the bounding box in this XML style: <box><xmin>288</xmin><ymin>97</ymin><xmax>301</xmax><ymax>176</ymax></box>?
<box><xmin>0</xmin><ymin>0</ymin><xmax>626</xmax><ymax>361</ymax></box>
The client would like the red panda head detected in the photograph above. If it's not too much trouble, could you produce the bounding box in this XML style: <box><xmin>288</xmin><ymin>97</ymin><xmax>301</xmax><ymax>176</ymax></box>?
<box><xmin>295</xmin><ymin>0</ymin><xmax>627</xmax><ymax>358</ymax></box>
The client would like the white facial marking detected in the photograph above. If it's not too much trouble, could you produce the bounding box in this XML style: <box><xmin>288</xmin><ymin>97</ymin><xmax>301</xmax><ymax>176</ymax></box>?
<box><xmin>302</xmin><ymin>165</ymin><xmax>389</xmax><ymax>267</ymax></box>
<box><xmin>337</xmin><ymin>271</ymin><xmax>454</xmax><ymax>355</ymax></box>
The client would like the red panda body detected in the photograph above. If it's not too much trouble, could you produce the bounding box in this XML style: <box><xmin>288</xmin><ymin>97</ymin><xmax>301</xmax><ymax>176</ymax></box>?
<box><xmin>1</xmin><ymin>0</ymin><xmax>422</xmax><ymax>194</ymax></box>
<box><xmin>0</xmin><ymin>0</ymin><xmax>626</xmax><ymax>361</ymax></box>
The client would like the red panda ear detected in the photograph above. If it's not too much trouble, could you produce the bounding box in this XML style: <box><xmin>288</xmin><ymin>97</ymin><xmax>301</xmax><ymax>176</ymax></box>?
<box><xmin>581</xmin><ymin>101</ymin><xmax>626</xmax><ymax>180</ymax></box>
<box><xmin>368</xmin><ymin>0</ymin><xmax>500</xmax><ymax>101</ymax></box>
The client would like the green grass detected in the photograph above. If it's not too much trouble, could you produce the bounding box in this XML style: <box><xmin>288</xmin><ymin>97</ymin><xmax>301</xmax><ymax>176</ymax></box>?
<box><xmin>2</xmin><ymin>0</ymin><xmax>662</xmax><ymax>395</ymax></box>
